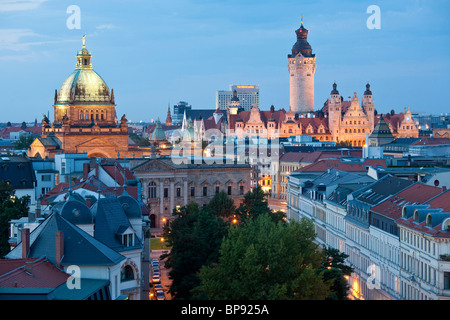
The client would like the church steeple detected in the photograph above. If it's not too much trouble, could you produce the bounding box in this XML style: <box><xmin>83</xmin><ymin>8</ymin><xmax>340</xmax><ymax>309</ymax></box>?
<box><xmin>165</xmin><ymin>104</ymin><xmax>172</xmax><ymax>126</ymax></box>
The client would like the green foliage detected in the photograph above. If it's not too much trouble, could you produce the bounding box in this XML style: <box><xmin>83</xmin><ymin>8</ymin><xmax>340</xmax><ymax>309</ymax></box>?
<box><xmin>207</xmin><ymin>190</ymin><xmax>236</xmax><ymax>220</ymax></box>
<box><xmin>236</xmin><ymin>185</ymin><xmax>286</xmax><ymax>224</ymax></box>
<box><xmin>318</xmin><ymin>246</ymin><xmax>354</xmax><ymax>300</ymax></box>
<box><xmin>161</xmin><ymin>201</ymin><xmax>228</xmax><ymax>300</ymax></box>
<box><xmin>13</xmin><ymin>134</ymin><xmax>34</xmax><ymax>150</ymax></box>
<box><xmin>195</xmin><ymin>214</ymin><xmax>331</xmax><ymax>300</ymax></box>
<box><xmin>0</xmin><ymin>181</ymin><xmax>30</xmax><ymax>257</ymax></box>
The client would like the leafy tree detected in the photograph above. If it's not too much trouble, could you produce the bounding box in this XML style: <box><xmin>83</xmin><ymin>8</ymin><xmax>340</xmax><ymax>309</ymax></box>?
<box><xmin>161</xmin><ymin>201</ymin><xmax>228</xmax><ymax>300</ymax></box>
<box><xmin>13</xmin><ymin>134</ymin><xmax>34</xmax><ymax>150</ymax></box>
<box><xmin>319</xmin><ymin>247</ymin><xmax>354</xmax><ymax>300</ymax></box>
<box><xmin>0</xmin><ymin>181</ymin><xmax>30</xmax><ymax>257</ymax></box>
<box><xmin>236</xmin><ymin>186</ymin><xmax>285</xmax><ymax>224</ymax></box>
<box><xmin>195</xmin><ymin>214</ymin><xmax>331</xmax><ymax>300</ymax></box>
<box><xmin>207</xmin><ymin>190</ymin><xmax>235</xmax><ymax>220</ymax></box>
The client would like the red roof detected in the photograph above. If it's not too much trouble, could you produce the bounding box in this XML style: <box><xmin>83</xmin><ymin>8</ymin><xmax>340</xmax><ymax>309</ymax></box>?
<box><xmin>0</xmin><ymin>257</ymin><xmax>69</xmax><ymax>288</ymax></box>
<box><xmin>280</xmin><ymin>150</ymin><xmax>362</xmax><ymax>164</ymax></box>
<box><xmin>371</xmin><ymin>183</ymin><xmax>445</xmax><ymax>220</ymax></box>
<box><xmin>0</xmin><ymin>125</ymin><xmax>42</xmax><ymax>139</ymax></box>
<box><xmin>425</xmin><ymin>190</ymin><xmax>450</xmax><ymax>212</ymax></box>
<box><xmin>410</xmin><ymin>137</ymin><xmax>450</xmax><ymax>146</ymax></box>
<box><xmin>396</xmin><ymin>190</ymin><xmax>450</xmax><ymax>238</ymax></box>
<box><xmin>295</xmin><ymin>158</ymin><xmax>386</xmax><ymax>173</ymax></box>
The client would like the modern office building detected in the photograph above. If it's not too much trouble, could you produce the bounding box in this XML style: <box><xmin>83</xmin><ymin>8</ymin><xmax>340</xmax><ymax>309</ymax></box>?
<box><xmin>216</xmin><ymin>85</ymin><xmax>259</xmax><ymax>111</ymax></box>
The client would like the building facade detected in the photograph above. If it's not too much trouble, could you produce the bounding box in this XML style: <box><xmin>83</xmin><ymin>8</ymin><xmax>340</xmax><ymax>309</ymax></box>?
<box><xmin>216</xmin><ymin>85</ymin><xmax>259</xmax><ymax>112</ymax></box>
<box><xmin>27</xmin><ymin>37</ymin><xmax>146</xmax><ymax>159</ymax></box>
<box><xmin>131</xmin><ymin>158</ymin><xmax>251</xmax><ymax>228</ymax></box>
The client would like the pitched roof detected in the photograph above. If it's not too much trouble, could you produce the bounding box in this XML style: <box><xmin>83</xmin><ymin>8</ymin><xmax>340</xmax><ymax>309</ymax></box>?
<box><xmin>410</xmin><ymin>137</ymin><xmax>450</xmax><ymax>146</ymax></box>
<box><xmin>0</xmin><ymin>257</ymin><xmax>68</xmax><ymax>289</ymax></box>
<box><xmin>0</xmin><ymin>155</ymin><xmax>36</xmax><ymax>190</ymax></box>
<box><xmin>371</xmin><ymin>183</ymin><xmax>445</xmax><ymax>220</ymax></box>
<box><xmin>6</xmin><ymin>213</ymin><xmax>125</xmax><ymax>266</ymax></box>
<box><xmin>91</xmin><ymin>198</ymin><xmax>142</xmax><ymax>252</ymax></box>
<box><xmin>354</xmin><ymin>175</ymin><xmax>415</xmax><ymax>205</ymax></box>
<box><xmin>280</xmin><ymin>150</ymin><xmax>363</xmax><ymax>164</ymax></box>
<box><xmin>295</xmin><ymin>158</ymin><xmax>386</xmax><ymax>173</ymax></box>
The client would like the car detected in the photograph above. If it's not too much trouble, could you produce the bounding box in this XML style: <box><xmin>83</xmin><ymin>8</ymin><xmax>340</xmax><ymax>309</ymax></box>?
<box><xmin>156</xmin><ymin>289</ymin><xmax>165</xmax><ymax>300</ymax></box>
<box><xmin>154</xmin><ymin>284</ymin><xmax>163</xmax><ymax>291</ymax></box>
<box><xmin>152</xmin><ymin>270</ymin><xmax>160</xmax><ymax>276</ymax></box>
<box><xmin>152</xmin><ymin>274</ymin><xmax>161</xmax><ymax>284</ymax></box>
<box><xmin>152</xmin><ymin>262</ymin><xmax>159</xmax><ymax>267</ymax></box>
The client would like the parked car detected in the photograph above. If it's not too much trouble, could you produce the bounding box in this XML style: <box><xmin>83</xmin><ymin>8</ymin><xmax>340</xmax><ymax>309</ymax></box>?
<box><xmin>154</xmin><ymin>284</ymin><xmax>163</xmax><ymax>291</ymax></box>
<box><xmin>152</xmin><ymin>273</ymin><xmax>161</xmax><ymax>284</ymax></box>
<box><xmin>156</xmin><ymin>289</ymin><xmax>165</xmax><ymax>300</ymax></box>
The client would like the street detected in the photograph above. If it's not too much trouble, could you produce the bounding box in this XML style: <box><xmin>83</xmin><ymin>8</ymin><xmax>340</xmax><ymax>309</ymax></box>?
<box><xmin>150</xmin><ymin>249</ymin><xmax>172</xmax><ymax>300</ymax></box>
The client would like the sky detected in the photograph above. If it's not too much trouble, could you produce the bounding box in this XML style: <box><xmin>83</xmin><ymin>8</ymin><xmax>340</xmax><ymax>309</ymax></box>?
<box><xmin>1</xmin><ymin>0</ymin><xmax>449</xmax><ymax>124</ymax></box>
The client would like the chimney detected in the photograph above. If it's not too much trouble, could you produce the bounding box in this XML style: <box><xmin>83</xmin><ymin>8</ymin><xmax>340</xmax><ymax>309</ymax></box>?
<box><xmin>55</xmin><ymin>231</ymin><xmax>64</xmax><ymax>268</ymax></box>
<box><xmin>22</xmin><ymin>228</ymin><xmax>30</xmax><ymax>259</ymax></box>
<box><xmin>83</xmin><ymin>162</ymin><xmax>90</xmax><ymax>179</ymax></box>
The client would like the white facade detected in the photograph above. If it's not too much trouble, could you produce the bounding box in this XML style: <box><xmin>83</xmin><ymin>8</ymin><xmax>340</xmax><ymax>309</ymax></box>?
<box><xmin>288</xmin><ymin>55</ymin><xmax>316</xmax><ymax>114</ymax></box>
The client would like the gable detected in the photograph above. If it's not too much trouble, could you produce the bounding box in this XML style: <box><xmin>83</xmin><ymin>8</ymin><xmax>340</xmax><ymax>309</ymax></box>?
<box><xmin>132</xmin><ymin>158</ymin><xmax>176</xmax><ymax>172</ymax></box>
<box><xmin>75</xmin><ymin>137</ymin><xmax>116</xmax><ymax>148</ymax></box>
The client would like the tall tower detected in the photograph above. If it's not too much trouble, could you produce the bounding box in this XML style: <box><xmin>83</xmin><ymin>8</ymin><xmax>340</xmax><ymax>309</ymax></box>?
<box><xmin>328</xmin><ymin>82</ymin><xmax>342</xmax><ymax>141</ymax></box>
<box><xmin>362</xmin><ymin>83</ymin><xmax>375</xmax><ymax>132</ymax></box>
<box><xmin>288</xmin><ymin>18</ymin><xmax>316</xmax><ymax>114</ymax></box>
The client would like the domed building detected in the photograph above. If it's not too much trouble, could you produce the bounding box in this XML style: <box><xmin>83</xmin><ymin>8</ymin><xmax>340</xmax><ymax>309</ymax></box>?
<box><xmin>28</xmin><ymin>36</ymin><xmax>147</xmax><ymax>159</ymax></box>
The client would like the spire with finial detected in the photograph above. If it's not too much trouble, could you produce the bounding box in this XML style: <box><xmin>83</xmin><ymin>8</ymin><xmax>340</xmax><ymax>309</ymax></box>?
<box><xmin>166</xmin><ymin>103</ymin><xmax>172</xmax><ymax>126</ymax></box>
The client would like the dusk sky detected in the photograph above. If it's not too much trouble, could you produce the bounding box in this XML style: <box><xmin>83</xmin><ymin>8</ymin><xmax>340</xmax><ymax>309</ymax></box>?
<box><xmin>1</xmin><ymin>0</ymin><xmax>449</xmax><ymax>123</ymax></box>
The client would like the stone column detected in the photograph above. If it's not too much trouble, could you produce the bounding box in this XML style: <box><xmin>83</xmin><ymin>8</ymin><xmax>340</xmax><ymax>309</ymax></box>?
<box><xmin>159</xmin><ymin>179</ymin><xmax>164</xmax><ymax>222</ymax></box>
<box><xmin>170</xmin><ymin>180</ymin><xmax>174</xmax><ymax>214</ymax></box>
<box><xmin>183</xmin><ymin>179</ymin><xmax>188</xmax><ymax>205</ymax></box>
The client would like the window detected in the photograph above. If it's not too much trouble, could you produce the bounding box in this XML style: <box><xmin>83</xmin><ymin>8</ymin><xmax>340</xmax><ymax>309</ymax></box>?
<box><xmin>190</xmin><ymin>187</ymin><xmax>195</xmax><ymax>197</ymax></box>
<box><xmin>148</xmin><ymin>182</ymin><xmax>156</xmax><ymax>199</ymax></box>
<box><xmin>122</xmin><ymin>233</ymin><xmax>133</xmax><ymax>247</ymax></box>
<box><xmin>164</xmin><ymin>188</ymin><xmax>169</xmax><ymax>198</ymax></box>
<box><xmin>240</xmin><ymin>185</ymin><xmax>244</xmax><ymax>195</ymax></box>
<box><xmin>176</xmin><ymin>187</ymin><xmax>181</xmax><ymax>197</ymax></box>
<box><xmin>203</xmin><ymin>186</ymin><xmax>208</xmax><ymax>197</ymax></box>
<box><xmin>228</xmin><ymin>186</ymin><xmax>232</xmax><ymax>196</ymax></box>
<box><xmin>215</xmin><ymin>186</ymin><xmax>220</xmax><ymax>194</ymax></box>
<box><xmin>121</xmin><ymin>265</ymin><xmax>134</xmax><ymax>282</ymax></box>
<box><xmin>41</xmin><ymin>175</ymin><xmax>51</xmax><ymax>181</ymax></box>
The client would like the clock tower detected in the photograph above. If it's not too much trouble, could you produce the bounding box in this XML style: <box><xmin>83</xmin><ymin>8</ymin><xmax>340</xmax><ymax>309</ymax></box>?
<box><xmin>288</xmin><ymin>18</ymin><xmax>316</xmax><ymax>114</ymax></box>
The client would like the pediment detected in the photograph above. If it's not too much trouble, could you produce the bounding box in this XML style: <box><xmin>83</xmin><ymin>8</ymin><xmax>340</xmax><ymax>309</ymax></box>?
<box><xmin>133</xmin><ymin>159</ymin><xmax>176</xmax><ymax>172</ymax></box>
<box><xmin>76</xmin><ymin>137</ymin><xmax>115</xmax><ymax>148</ymax></box>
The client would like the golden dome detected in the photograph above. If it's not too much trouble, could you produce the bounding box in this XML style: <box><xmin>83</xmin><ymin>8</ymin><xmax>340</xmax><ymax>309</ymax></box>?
<box><xmin>56</xmin><ymin>37</ymin><xmax>113</xmax><ymax>105</ymax></box>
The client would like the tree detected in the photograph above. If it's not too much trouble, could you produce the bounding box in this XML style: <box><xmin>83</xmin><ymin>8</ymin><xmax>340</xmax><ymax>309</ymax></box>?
<box><xmin>13</xmin><ymin>134</ymin><xmax>34</xmax><ymax>150</ymax></box>
<box><xmin>161</xmin><ymin>201</ymin><xmax>228</xmax><ymax>300</ymax></box>
<box><xmin>236</xmin><ymin>186</ymin><xmax>285</xmax><ymax>224</ymax></box>
<box><xmin>0</xmin><ymin>181</ymin><xmax>29</xmax><ymax>257</ymax></box>
<box><xmin>195</xmin><ymin>214</ymin><xmax>331</xmax><ymax>300</ymax></box>
<box><xmin>207</xmin><ymin>190</ymin><xmax>235</xmax><ymax>220</ymax></box>
<box><xmin>318</xmin><ymin>246</ymin><xmax>354</xmax><ymax>300</ymax></box>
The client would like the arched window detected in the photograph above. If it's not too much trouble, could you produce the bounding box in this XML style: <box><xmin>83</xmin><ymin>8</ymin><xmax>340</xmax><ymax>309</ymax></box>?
<box><xmin>121</xmin><ymin>265</ymin><xmax>134</xmax><ymax>282</ymax></box>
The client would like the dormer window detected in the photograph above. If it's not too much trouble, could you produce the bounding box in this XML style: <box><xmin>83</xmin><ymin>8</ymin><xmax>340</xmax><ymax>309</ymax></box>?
<box><xmin>118</xmin><ymin>227</ymin><xmax>135</xmax><ymax>247</ymax></box>
<box><xmin>123</xmin><ymin>233</ymin><xmax>133</xmax><ymax>247</ymax></box>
